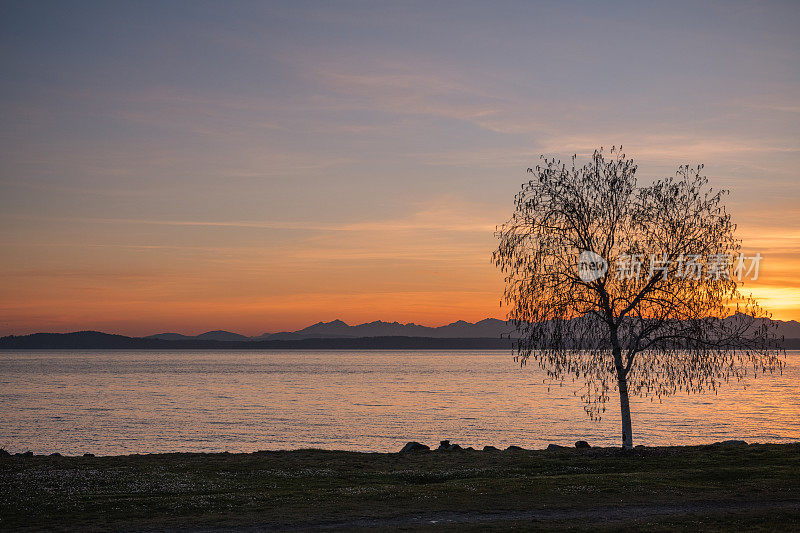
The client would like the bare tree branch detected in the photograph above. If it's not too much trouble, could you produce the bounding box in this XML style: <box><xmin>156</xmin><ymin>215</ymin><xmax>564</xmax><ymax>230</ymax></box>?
<box><xmin>493</xmin><ymin>147</ymin><xmax>784</xmax><ymax>448</ymax></box>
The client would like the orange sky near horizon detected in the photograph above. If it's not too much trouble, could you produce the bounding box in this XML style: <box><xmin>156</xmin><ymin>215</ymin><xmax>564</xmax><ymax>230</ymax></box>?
<box><xmin>2</xmin><ymin>203</ymin><xmax>799</xmax><ymax>337</ymax></box>
<box><xmin>1</xmin><ymin>2</ymin><xmax>798</xmax><ymax>336</ymax></box>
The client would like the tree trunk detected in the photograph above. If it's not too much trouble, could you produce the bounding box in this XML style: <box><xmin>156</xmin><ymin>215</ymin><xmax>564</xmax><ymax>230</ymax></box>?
<box><xmin>618</xmin><ymin>373</ymin><xmax>633</xmax><ymax>449</ymax></box>
<box><xmin>610</xmin><ymin>333</ymin><xmax>633</xmax><ymax>449</ymax></box>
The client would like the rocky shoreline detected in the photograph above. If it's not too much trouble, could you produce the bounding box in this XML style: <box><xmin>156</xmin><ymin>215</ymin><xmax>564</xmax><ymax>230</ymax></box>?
<box><xmin>0</xmin><ymin>438</ymin><xmax>760</xmax><ymax>459</ymax></box>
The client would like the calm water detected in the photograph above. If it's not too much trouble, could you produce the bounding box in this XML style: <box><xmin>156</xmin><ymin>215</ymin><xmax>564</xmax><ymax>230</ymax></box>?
<box><xmin>1</xmin><ymin>350</ymin><xmax>798</xmax><ymax>455</ymax></box>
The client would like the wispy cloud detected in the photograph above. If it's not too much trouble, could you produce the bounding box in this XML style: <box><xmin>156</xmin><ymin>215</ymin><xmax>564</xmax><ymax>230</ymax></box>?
<box><xmin>1</xmin><ymin>197</ymin><xmax>500</xmax><ymax>234</ymax></box>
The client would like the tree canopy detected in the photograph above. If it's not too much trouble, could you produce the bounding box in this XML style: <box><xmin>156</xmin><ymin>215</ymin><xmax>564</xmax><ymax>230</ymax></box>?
<box><xmin>494</xmin><ymin>147</ymin><xmax>783</xmax><ymax>448</ymax></box>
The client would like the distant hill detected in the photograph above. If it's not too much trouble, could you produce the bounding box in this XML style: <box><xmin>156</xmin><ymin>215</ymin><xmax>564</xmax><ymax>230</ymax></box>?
<box><xmin>721</xmin><ymin>315</ymin><xmax>800</xmax><ymax>340</ymax></box>
<box><xmin>0</xmin><ymin>331</ymin><xmax>158</xmax><ymax>349</ymax></box>
<box><xmin>147</xmin><ymin>330</ymin><xmax>251</xmax><ymax>342</ymax></box>
<box><xmin>775</xmin><ymin>319</ymin><xmax>800</xmax><ymax>338</ymax></box>
<box><xmin>253</xmin><ymin>318</ymin><xmax>515</xmax><ymax>340</ymax></box>
<box><xmin>145</xmin><ymin>332</ymin><xmax>192</xmax><ymax>341</ymax></box>
<box><xmin>196</xmin><ymin>330</ymin><xmax>251</xmax><ymax>341</ymax></box>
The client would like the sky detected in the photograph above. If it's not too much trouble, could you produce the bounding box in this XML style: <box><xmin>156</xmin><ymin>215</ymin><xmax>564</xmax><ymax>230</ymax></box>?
<box><xmin>1</xmin><ymin>0</ymin><xmax>799</xmax><ymax>336</ymax></box>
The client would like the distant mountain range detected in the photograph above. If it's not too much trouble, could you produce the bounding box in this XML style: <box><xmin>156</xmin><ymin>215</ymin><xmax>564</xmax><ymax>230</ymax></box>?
<box><xmin>146</xmin><ymin>316</ymin><xmax>800</xmax><ymax>342</ymax></box>
<box><xmin>146</xmin><ymin>318</ymin><xmax>518</xmax><ymax>342</ymax></box>
<box><xmin>2</xmin><ymin>317</ymin><xmax>799</xmax><ymax>350</ymax></box>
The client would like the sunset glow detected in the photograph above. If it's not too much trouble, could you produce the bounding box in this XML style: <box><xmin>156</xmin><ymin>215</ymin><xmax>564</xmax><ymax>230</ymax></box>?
<box><xmin>1</xmin><ymin>2</ymin><xmax>798</xmax><ymax>336</ymax></box>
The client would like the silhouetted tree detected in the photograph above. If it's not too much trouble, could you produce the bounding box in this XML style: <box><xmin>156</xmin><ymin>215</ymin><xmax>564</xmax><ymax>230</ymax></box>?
<box><xmin>494</xmin><ymin>147</ymin><xmax>783</xmax><ymax>448</ymax></box>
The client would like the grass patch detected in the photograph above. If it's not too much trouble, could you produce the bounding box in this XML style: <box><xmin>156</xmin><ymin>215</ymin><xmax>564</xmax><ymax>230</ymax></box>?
<box><xmin>1</xmin><ymin>443</ymin><xmax>799</xmax><ymax>531</ymax></box>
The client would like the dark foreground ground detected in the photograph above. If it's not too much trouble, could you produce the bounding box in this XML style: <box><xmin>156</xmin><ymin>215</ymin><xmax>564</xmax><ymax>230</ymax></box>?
<box><xmin>2</xmin><ymin>443</ymin><xmax>799</xmax><ymax>532</ymax></box>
